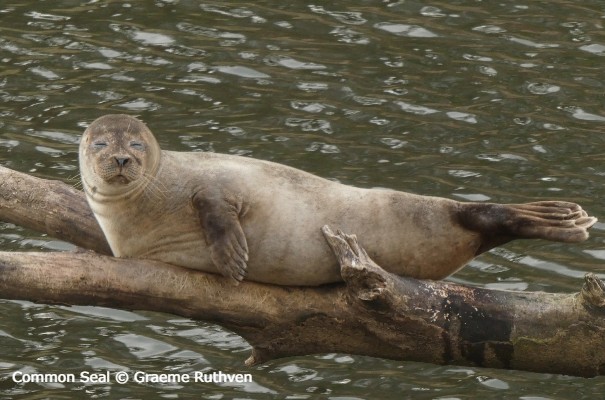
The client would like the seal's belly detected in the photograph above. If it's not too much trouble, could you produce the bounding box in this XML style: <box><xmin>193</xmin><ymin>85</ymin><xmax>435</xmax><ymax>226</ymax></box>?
<box><xmin>95</xmin><ymin>207</ymin><xmax>218</xmax><ymax>274</ymax></box>
<box><xmin>238</xmin><ymin>189</ymin><xmax>483</xmax><ymax>284</ymax></box>
<box><xmin>136</xmin><ymin>232</ymin><xmax>210</xmax><ymax>266</ymax></box>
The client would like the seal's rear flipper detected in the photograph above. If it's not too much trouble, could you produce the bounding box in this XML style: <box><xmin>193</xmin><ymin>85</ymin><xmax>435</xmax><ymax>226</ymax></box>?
<box><xmin>457</xmin><ymin>201</ymin><xmax>597</xmax><ymax>255</ymax></box>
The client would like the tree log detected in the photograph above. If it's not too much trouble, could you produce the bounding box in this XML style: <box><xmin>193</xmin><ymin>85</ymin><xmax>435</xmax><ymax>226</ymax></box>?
<box><xmin>0</xmin><ymin>166</ymin><xmax>110</xmax><ymax>255</ymax></box>
<box><xmin>0</xmin><ymin>165</ymin><xmax>604</xmax><ymax>377</ymax></box>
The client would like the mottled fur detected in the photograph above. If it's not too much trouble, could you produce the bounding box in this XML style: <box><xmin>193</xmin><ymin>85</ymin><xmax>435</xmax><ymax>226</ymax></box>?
<box><xmin>80</xmin><ymin>115</ymin><xmax>597</xmax><ymax>286</ymax></box>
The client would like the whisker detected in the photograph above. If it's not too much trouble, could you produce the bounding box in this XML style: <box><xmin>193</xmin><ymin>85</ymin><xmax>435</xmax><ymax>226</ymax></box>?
<box><xmin>140</xmin><ymin>173</ymin><xmax>168</xmax><ymax>202</ymax></box>
<box><xmin>67</xmin><ymin>173</ymin><xmax>84</xmax><ymax>190</ymax></box>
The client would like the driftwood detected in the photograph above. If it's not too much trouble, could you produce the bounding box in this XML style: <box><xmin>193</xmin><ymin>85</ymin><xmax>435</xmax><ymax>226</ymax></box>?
<box><xmin>0</xmin><ymin>165</ymin><xmax>604</xmax><ymax>378</ymax></box>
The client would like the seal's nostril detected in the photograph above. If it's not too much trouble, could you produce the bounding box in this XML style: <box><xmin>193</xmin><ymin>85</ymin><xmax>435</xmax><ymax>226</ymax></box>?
<box><xmin>115</xmin><ymin>157</ymin><xmax>130</xmax><ymax>167</ymax></box>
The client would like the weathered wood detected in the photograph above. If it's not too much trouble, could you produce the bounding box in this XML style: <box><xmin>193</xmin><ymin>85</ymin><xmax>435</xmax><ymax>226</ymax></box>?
<box><xmin>0</xmin><ymin>165</ymin><xmax>604</xmax><ymax>377</ymax></box>
<box><xmin>0</xmin><ymin>166</ymin><xmax>111</xmax><ymax>255</ymax></box>
<box><xmin>321</xmin><ymin>226</ymin><xmax>605</xmax><ymax>377</ymax></box>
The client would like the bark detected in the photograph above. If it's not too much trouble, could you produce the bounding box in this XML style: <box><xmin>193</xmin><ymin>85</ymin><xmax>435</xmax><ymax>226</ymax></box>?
<box><xmin>0</xmin><ymin>165</ymin><xmax>604</xmax><ymax>377</ymax></box>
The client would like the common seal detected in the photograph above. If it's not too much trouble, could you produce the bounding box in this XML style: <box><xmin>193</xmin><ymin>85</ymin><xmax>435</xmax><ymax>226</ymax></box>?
<box><xmin>79</xmin><ymin>114</ymin><xmax>597</xmax><ymax>286</ymax></box>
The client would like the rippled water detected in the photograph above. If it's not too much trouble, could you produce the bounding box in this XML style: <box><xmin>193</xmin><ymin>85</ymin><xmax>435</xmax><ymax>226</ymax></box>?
<box><xmin>1</xmin><ymin>0</ymin><xmax>604</xmax><ymax>398</ymax></box>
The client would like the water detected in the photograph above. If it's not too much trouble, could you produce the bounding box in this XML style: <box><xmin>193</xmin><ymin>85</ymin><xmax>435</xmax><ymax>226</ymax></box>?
<box><xmin>1</xmin><ymin>0</ymin><xmax>605</xmax><ymax>397</ymax></box>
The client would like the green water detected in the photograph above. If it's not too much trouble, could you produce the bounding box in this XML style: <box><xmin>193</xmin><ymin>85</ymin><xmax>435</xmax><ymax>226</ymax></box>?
<box><xmin>1</xmin><ymin>0</ymin><xmax>604</xmax><ymax>398</ymax></box>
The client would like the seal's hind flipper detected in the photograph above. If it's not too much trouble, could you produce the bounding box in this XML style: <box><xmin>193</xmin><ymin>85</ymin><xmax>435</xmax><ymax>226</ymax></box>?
<box><xmin>458</xmin><ymin>200</ymin><xmax>597</xmax><ymax>255</ymax></box>
<box><xmin>193</xmin><ymin>188</ymin><xmax>249</xmax><ymax>284</ymax></box>
<box><xmin>502</xmin><ymin>201</ymin><xmax>597</xmax><ymax>242</ymax></box>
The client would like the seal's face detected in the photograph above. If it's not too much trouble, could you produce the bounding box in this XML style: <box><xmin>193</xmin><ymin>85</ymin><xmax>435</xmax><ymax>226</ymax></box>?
<box><xmin>79</xmin><ymin>114</ymin><xmax>161</xmax><ymax>196</ymax></box>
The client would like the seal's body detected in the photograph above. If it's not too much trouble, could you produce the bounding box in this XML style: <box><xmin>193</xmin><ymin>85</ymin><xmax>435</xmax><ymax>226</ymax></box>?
<box><xmin>80</xmin><ymin>114</ymin><xmax>597</xmax><ymax>285</ymax></box>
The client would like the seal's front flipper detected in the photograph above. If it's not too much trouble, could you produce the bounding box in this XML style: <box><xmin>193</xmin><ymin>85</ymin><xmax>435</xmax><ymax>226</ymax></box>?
<box><xmin>193</xmin><ymin>189</ymin><xmax>249</xmax><ymax>284</ymax></box>
<box><xmin>458</xmin><ymin>201</ymin><xmax>597</xmax><ymax>255</ymax></box>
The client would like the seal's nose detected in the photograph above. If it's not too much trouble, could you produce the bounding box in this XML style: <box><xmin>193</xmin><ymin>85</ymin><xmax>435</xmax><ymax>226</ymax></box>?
<box><xmin>115</xmin><ymin>157</ymin><xmax>130</xmax><ymax>167</ymax></box>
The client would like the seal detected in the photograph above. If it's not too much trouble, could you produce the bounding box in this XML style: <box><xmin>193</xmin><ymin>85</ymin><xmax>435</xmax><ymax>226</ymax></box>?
<box><xmin>79</xmin><ymin>114</ymin><xmax>597</xmax><ymax>286</ymax></box>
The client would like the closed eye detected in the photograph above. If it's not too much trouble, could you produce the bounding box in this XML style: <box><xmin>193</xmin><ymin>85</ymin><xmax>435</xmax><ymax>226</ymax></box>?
<box><xmin>92</xmin><ymin>141</ymin><xmax>108</xmax><ymax>149</ymax></box>
<box><xmin>130</xmin><ymin>142</ymin><xmax>145</xmax><ymax>150</ymax></box>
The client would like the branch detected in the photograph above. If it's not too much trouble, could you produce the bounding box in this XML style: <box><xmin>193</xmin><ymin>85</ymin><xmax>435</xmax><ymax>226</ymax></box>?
<box><xmin>321</xmin><ymin>226</ymin><xmax>605</xmax><ymax>377</ymax></box>
<box><xmin>0</xmin><ymin>165</ymin><xmax>604</xmax><ymax>377</ymax></box>
<box><xmin>0</xmin><ymin>166</ymin><xmax>110</xmax><ymax>255</ymax></box>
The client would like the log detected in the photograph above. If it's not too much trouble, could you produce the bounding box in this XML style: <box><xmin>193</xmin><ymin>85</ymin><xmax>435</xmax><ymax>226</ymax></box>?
<box><xmin>0</xmin><ymin>165</ymin><xmax>604</xmax><ymax>377</ymax></box>
<box><xmin>0</xmin><ymin>166</ymin><xmax>110</xmax><ymax>255</ymax></box>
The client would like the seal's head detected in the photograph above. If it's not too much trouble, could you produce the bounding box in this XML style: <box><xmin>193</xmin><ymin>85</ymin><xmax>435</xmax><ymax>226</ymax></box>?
<box><xmin>79</xmin><ymin>114</ymin><xmax>161</xmax><ymax>197</ymax></box>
